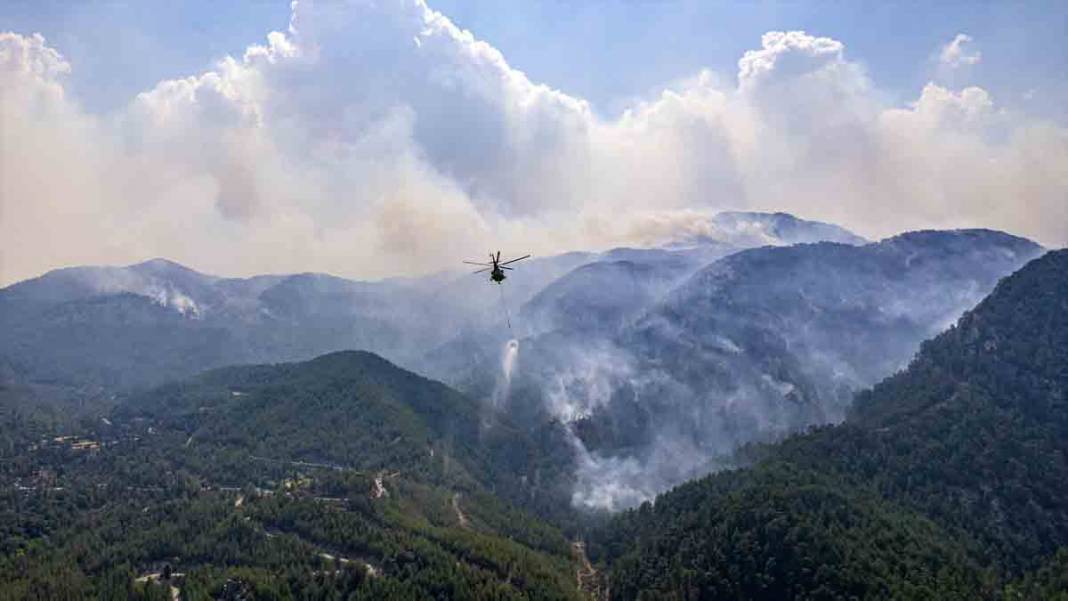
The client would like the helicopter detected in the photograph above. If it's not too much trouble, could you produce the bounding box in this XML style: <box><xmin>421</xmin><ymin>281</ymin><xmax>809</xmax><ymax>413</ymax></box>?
<box><xmin>464</xmin><ymin>251</ymin><xmax>531</xmax><ymax>284</ymax></box>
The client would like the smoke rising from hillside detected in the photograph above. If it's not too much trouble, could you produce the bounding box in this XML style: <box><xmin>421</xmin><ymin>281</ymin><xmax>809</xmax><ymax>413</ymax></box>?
<box><xmin>2</xmin><ymin>2</ymin><xmax>1066</xmax><ymax>286</ymax></box>
<box><xmin>506</xmin><ymin>233</ymin><xmax>1044</xmax><ymax>510</ymax></box>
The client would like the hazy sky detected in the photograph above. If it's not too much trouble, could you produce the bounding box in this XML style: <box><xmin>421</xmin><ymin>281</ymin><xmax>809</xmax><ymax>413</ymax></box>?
<box><xmin>2</xmin><ymin>0</ymin><xmax>1066</xmax><ymax>285</ymax></box>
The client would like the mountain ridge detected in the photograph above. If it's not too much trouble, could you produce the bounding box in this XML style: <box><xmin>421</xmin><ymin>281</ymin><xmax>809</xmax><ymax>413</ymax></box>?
<box><xmin>0</xmin><ymin>211</ymin><xmax>872</xmax><ymax>398</ymax></box>
<box><xmin>595</xmin><ymin>248</ymin><xmax>1068</xmax><ymax>599</ymax></box>
<box><xmin>476</xmin><ymin>228</ymin><xmax>1044</xmax><ymax>509</ymax></box>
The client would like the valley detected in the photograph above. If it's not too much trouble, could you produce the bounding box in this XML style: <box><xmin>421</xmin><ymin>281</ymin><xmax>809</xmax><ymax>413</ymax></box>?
<box><xmin>5</xmin><ymin>0</ymin><xmax>1066</xmax><ymax>596</ymax></box>
<box><xmin>1</xmin><ymin>215</ymin><xmax>1065</xmax><ymax>599</ymax></box>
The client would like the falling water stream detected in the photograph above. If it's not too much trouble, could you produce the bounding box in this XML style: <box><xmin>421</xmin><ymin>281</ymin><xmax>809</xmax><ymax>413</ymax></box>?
<box><xmin>491</xmin><ymin>338</ymin><xmax>520</xmax><ymax>409</ymax></box>
<box><xmin>502</xmin><ymin>339</ymin><xmax>519</xmax><ymax>382</ymax></box>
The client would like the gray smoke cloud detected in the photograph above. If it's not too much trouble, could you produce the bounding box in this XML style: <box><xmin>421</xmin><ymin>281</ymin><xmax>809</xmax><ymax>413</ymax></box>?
<box><xmin>2</xmin><ymin>2</ymin><xmax>1066</xmax><ymax>286</ymax></box>
<box><xmin>489</xmin><ymin>230</ymin><xmax>1044</xmax><ymax>511</ymax></box>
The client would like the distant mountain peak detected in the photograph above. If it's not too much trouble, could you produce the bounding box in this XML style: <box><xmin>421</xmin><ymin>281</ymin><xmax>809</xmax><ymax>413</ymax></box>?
<box><xmin>131</xmin><ymin>257</ymin><xmax>189</xmax><ymax>269</ymax></box>
<box><xmin>130</xmin><ymin>256</ymin><xmax>197</xmax><ymax>270</ymax></box>
<box><xmin>661</xmin><ymin>210</ymin><xmax>868</xmax><ymax>249</ymax></box>
<box><xmin>127</xmin><ymin>257</ymin><xmax>216</xmax><ymax>280</ymax></box>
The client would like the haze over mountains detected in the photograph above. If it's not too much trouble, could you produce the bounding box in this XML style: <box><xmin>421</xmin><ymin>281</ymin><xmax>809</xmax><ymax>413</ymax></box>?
<box><xmin>1</xmin><ymin>210</ymin><xmax>1065</xmax><ymax>599</ymax></box>
<box><xmin>0</xmin><ymin>211</ymin><xmax>855</xmax><ymax>393</ymax></box>
<box><xmin>596</xmin><ymin>248</ymin><xmax>1068</xmax><ymax>599</ymax></box>
<box><xmin>0</xmin><ymin>212</ymin><xmax>1045</xmax><ymax>512</ymax></box>
<box><xmin>428</xmin><ymin>226</ymin><xmax>1043</xmax><ymax>508</ymax></box>
<box><xmin>4</xmin><ymin>0</ymin><xmax>1067</xmax><ymax>595</ymax></box>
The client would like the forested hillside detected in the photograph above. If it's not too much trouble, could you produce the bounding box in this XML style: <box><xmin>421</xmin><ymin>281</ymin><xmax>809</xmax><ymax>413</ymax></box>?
<box><xmin>120</xmin><ymin>350</ymin><xmax>579</xmax><ymax>518</ymax></box>
<box><xmin>479</xmin><ymin>229</ymin><xmax>1042</xmax><ymax>510</ymax></box>
<box><xmin>0</xmin><ymin>212</ymin><xmax>853</xmax><ymax>400</ymax></box>
<box><xmin>595</xmin><ymin>249</ymin><xmax>1068</xmax><ymax>599</ymax></box>
<box><xmin>0</xmin><ymin>352</ymin><xmax>584</xmax><ymax>600</ymax></box>
<box><xmin>2</xmin><ymin>242</ymin><xmax>1063</xmax><ymax>600</ymax></box>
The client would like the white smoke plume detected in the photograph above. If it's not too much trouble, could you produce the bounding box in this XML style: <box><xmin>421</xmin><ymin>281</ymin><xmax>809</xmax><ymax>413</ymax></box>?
<box><xmin>3</xmin><ymin>3</ymin><xmax>1066</xmax><ymax>288</ymax></box>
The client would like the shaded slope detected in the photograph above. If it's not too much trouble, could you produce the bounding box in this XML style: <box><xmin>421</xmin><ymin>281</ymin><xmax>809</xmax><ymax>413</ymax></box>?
<box><xmin>596</xmin><ymin>249</ymin><xmax>1068</xmax><ymax>599</ymax></box>
<box><xmin>120</xmin><ymin>350</ymin><xmax>579</xmax><ymax>519</ymax></box>
<box><xmin>519</xmin><ymin>245</ymin><xmax>737</xmax><ymax>336</ymax></box>
<box><xmin>1</xmin><ymin>365</ymin><xmax>585</xmax><ymax>600</ymax></box>
<box><xmin>0</xmin><ymin>252</ymin><xmax>592</xmax><ymax>395</ymax></box>
<box><xmin>501</xmin><ymin>229</ymin><xmax>1042</xmax><ymax>510</ymax></box>
<box><xmin>628</xmin><ymin>229</ymin><xmax>1044</xmax><ymax>427</ymax></box>
<box><xmin>124</xmin><ymin>351</ymin><xmax>486</xmax><ymax>484</ymax></box>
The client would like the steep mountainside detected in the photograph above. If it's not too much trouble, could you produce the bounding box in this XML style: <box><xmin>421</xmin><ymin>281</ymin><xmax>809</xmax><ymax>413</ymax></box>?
<box><xmin>0</xmin><ymin>255</ymin><xmax>589</xmax><ymax>394</ymax></box>
<box><xmin>625</xmin><ymin>229</ymin><xmax>1042</xmax><ymax>431</ymax></box>
<box><xmin>489</xmin><ymin>229</ymin><xmax>1042</xmax><ymax>510</ymax></box>
<box><xmin>123</xmin><ymin>352</ymin><xmax>483</xmax><ymax>480</ymax></box>
<box><xmin>2</xmin><ymin>219</ymin><xmax>1044</xmax><ymax>517</ymax></box>
<box><xmin>0</xmin><ymin>211</ymin><xmax>861</xmax><ymax>400</ymax></box>
<box><xmin>595</xmin><ymin>249</ymin><xmax>1068</xmax><ymax>599</ymax></box>
<box><xmin>519</xmin><ymin>245</ymin><xmax>735</xmax><ymax>336</ymax></box>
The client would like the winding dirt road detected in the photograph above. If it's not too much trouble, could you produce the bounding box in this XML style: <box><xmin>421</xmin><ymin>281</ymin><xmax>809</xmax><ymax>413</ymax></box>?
<box><xmin>571</xmin><ymin>541</ymin><xmax>607</xmax><ymax>601</ymax></box>
<box><xmin>451</xmin><ymin>492</ymin><xmax>470</xmax><ymax>528</ymax></box>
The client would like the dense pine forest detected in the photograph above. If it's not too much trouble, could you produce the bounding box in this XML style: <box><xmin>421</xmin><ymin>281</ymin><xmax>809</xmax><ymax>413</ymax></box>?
<box><xmin>2</xmin><ymin>250</ymin><xmax>1066</xmax><ymax>599</ymax></box>
<box><xmin>0</xmin><ymin>354</ymin><xmax>584</xmax><ymax>600</ymax></box>
<box><xmin>4</xmin><ymin>0</ymin><xmax>1066</xmax><ymax>594</ymax></box>
<box><xmin>594</xmin><ymin>249</ymin><xmax>1068</xmax><ymax>599</ymax></box>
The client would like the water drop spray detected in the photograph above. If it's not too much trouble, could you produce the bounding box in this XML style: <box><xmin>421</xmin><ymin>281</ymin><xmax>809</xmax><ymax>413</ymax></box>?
<box><xmin>491</xmin><ymin>338</ymin><xmax>520</xmax><ymax>410</ymax></box>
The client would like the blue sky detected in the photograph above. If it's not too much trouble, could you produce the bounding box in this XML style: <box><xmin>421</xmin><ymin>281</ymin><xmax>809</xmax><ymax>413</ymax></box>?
<box><xmin>3</xmin><ymin>0</ymin><xmax>1065</xmax><ymax>118</ymax></box>
<box><xmin>2</xmin><ymin>0</ymin><xmax>1066</xmax><ymax>284</ymax></box>
<box><xmin>435</xmin><ymin>0</ymin><xmax>1067</xmax><ymax>117</ymax></box>
<box><xmin>1</xmin><ymin>1</ymin><xmax>293</xmax><ymax>112</ymax></box>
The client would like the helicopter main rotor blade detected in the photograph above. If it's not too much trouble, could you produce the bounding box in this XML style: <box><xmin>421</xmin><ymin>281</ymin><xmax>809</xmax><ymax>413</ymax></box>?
<box><xmin>500</xmin><ymin>254</ymin><xmax>531</xmax><ymax>266</ymax></box>
<box><xmin>463</xmin><ymin>261</ymin><xmax>493</xmax><ymax>266</ymax></box>
<box><xmin>501</xmin><ymin>266</ymin><xmax>514</xmax><ymax>270</ymax></box>
<box><xmin>472</xmin><ymin>268</ymin><xmax>491</xmax><ymax>274</ymax></box>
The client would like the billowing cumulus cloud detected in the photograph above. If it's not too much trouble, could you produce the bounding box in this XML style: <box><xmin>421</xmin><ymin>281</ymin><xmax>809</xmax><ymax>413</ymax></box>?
<box><xmin>1</xmin><ymin>1</ymin><xmax>1066</xmax><ymax>285</ymax></box>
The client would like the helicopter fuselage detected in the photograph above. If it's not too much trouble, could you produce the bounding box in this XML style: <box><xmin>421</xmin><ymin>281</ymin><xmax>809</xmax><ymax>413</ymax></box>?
<box><xmin>465</xmin><ymin>251</ymin><xmax>528</xmax><ymax>284</ymax></box>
